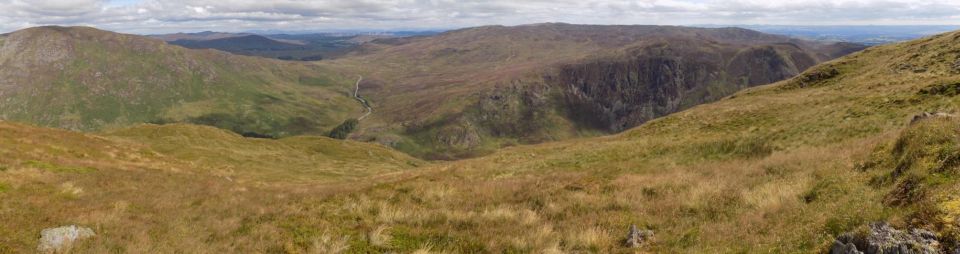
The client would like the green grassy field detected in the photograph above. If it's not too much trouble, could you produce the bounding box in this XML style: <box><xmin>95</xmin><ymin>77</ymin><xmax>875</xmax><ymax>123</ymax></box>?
<box><xmin>0</xmin><ymin>26</ymin><xmax>362</xmax><ymax>138</ymax></box>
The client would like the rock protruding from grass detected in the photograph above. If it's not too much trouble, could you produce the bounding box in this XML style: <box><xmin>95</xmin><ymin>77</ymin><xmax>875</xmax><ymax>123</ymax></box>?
<box><xmin>800</xmin><ymin>68</ymin><xmax>840</xmax><ymax>85</ymax></box>
<box><xmin>909</xmin><ymin>112</ymin><xmax>956</xmax><ymax>125</ymax></box>
<box><xmin>829</xmin><ymin>222</ymin><xmax>940</xmax><ymax>254</ymax></box>
<box><xmin>952</xmin><ymin>59</ymin><xmax>960</xmax><ymax>74</ymax></box>
<box><xmin>37</xmin><ymin>225</ymin><xmax>95</xmax><ymax>253</ymax></box>
<box><xmin>918</xmin><ymin>82</ymin><xmax>960</xmax><ymax>97</ymax></box>
<box><xmin>623</xmin><ymin>225</ymin><xmax>653</xmax><ymax>248</ymax></box>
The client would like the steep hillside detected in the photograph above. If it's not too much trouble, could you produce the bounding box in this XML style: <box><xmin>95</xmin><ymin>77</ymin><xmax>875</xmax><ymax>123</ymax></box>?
<box><xmin>0</xmin><ymin>25</ymin><xmax>863</xmax><ymax>160</ymax></box>
<box><xmin>0</xmin><ymin>26</ymin><xmax>361</xmax><ymax>137</ymax></box>
<box><xmin>3</xmin><ymin>29</ymin><xmax>959</xmax><ymax>253</ymax></box>
<box><xmin>300</xmin><ymin>29</ymin><xmax>960</xmax><ymax>252</ymax></box>
<box><xmin>325</xmin><ymin>23</ymin><xmax>866</xmax><ymax>159</ymax></box>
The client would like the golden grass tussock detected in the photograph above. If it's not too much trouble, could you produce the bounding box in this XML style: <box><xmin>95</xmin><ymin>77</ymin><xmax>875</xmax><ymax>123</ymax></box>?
<box><xmin>310</xmin><ymin>233</ymin><xmax>350</xmax><ymax>254</ymax></box>
<box><xmin>368</xmin><ymin>225</ymin><xmax>393</xmax><ymax>248</ymax></box>
<box><xmin>564</xmin><ymin>226</ymin><xmax>612</xmax><ymax>250</ymax></box>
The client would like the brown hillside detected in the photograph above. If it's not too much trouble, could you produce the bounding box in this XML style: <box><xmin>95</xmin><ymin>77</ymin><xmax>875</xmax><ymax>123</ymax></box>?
<box><xmin>324</xmin><ymin>23</ymin><xmax>866</xmax><ymax>159</ymax></box>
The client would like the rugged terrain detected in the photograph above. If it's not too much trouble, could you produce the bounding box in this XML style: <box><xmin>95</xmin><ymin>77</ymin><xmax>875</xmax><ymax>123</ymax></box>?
<box><xmin>324</xmin><ymin>23</ymin><xmax>865</xmax><ymax>159</ymax></box>
<box><xmin>0</xmin><ymin>24</ymin><xmax>864</xmax><ymax>160</ymax></box>
<box><xmin>3</xmin><ymin>27</ymin><xmax>960</xmax><ymax>253</ymax></box>
<box><xmin>0</xmin><ymin>26</ymin><xmax>361</xmax><ymax>138</ymax></box>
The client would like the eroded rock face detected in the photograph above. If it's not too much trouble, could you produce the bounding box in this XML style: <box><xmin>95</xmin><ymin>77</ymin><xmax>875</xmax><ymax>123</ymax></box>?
<box><xmin>434</xmin><ymin>120</ymin><xmax>482</xmax><ymax>150</ymax></box>
<box><xmin>473</xmin><ymin>83</ymin><xmax>553</xmax><ymax>140</ymax></box>
<box><xmin>554</xmin><ymin>41</ymin><xmax>822</xmax><ymax>132</ymax></box>
<box><xmin>37</xmin><ymin>225</ymin><xmax>95</xmax><ymax>253</ymax></box>
<box><xmin>830</xmin><ymin>222</ymin><xmax>941</xmax><ymax>254</ymax></box>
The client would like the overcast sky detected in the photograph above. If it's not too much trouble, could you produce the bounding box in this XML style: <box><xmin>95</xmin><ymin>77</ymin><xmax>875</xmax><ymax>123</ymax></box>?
<box><xmin>1</xmin><ymin>0</ymin><xmax>959</xmax><ymax>34</ymax></box>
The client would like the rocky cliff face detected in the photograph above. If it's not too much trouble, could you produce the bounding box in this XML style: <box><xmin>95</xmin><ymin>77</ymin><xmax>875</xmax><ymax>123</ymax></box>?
<box><xmin>419</xmin><ymin>40</ymin><xmax>829</xmax><ymax>158</ymax></box>
<box><xmin>346</xmin><ymin>25</ymin><xmax>872</xmax><ymax>159</ymax></box>
<box><xmin>553</xmin><ymin>41</ymin><xmax>831</xmax><ymax>132</ymax></box>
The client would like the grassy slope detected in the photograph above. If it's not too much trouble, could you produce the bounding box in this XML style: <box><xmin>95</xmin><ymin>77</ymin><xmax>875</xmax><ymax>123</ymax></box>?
<box><xmin>0</xmin><ymin>26</ymin><xmax>360</xmax><ymax>137</ymax></box>
<box><xmin>0</xmin><ymin>122</ymin><xmax>423</xmax><ymax>253</ymax></box>
<box><xmin>296</xmin><ymin>31</ymin><xmax>960</xmax><ymax>253</ymax></box>
<box><xmin>2</xmin><ymin>30</ymin><xmax>959</xmax><ymax>253</ymax></box>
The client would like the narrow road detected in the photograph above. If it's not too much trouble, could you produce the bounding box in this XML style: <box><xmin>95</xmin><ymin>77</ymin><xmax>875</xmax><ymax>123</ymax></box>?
<box><xmin>354</xmin><ymin>76</ymin><xmax>372</xmax><ymax>121</ymax></box>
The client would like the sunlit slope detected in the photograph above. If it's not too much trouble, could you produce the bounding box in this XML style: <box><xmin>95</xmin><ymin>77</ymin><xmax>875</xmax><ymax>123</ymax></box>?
<box><xmin>107</xmin><ymin>123</ymin><xmax>423</xmax><ymax>182</ymax></box>
<box><xmin>2</xmin><ymin>29</ymin><xmax>957</xmax><ymax>253</ymax></box>
<box><xmin>302</xmin><ymin>30</ymin><xmax>960</xmax><ymax>253</ymax></box>
<box><xmin>0</xmin><ymin>122</ymin><xmax>423</xmax><ymax>252</ymax></box>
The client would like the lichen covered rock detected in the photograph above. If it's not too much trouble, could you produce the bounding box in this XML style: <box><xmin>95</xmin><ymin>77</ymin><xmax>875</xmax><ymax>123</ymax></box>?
<box><xmin>830</xmin><ymin>222</ymin><xmax>940</xmax><ymax>254</ymax></box>
<box><xmin>37</xmin><ymin>225</ymin><xmax>95</xmax><ymax>253</ymax></box>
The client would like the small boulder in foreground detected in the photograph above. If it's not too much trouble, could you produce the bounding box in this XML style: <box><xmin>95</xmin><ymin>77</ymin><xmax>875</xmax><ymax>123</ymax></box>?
<box><xmin>37</xmin><ymin>225</ymin><xmax>95</xmax><ymax>253</ymax></box>
<box><xmin>624</xmin><ymin>224</ymin><xmax>654</xmax><ymax>248</ymax></box>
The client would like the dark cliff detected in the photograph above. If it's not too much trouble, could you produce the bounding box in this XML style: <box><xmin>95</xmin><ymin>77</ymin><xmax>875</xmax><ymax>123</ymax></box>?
<box><xmin>553</xmin><ymin>40</ymin><xmax>857</xmax><ymax>132</ymax></box>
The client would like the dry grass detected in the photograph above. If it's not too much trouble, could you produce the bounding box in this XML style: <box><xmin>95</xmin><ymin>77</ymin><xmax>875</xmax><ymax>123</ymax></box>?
<box><xmin>2</xmin><ymin>30</ymin><xmax>960</xmax><ymax>253</ymax></box>
<box><xmin>309</xmin><ymin>233</ymin><xmax>350</xmax><ymax>254</ymax></box>
<box><xmin>368</xmin><ymin>225</ymin><xmax>393</xmax><ymax>248</ymax></box>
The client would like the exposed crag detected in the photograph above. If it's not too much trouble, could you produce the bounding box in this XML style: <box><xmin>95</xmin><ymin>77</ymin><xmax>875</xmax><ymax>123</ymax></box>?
<box><xmin>328</xmin><ymin>23</ymin><xmax>866</xmax><ymax>159</ymax></box>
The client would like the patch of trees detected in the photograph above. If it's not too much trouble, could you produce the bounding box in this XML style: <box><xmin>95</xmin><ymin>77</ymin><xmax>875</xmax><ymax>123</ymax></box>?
<box><xmin>328</xmin><ymin>118</ymin><xmax>358</xmax><ymax>139</ymax></box>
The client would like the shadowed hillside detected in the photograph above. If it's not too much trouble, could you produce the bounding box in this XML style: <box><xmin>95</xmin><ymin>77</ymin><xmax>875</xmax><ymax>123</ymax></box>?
<box><xmin>154</xmin><ymin>31</ymin><xmax>378</xmax><ymax>61</ymax></box>
<box><xmin>324</xmin><ymin>23</ymin><xmax>866</xmax><ymax>159</ymax></box>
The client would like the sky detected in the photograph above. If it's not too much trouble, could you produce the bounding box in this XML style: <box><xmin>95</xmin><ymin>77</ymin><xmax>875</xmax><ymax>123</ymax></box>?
<box><xmin>0</xmin><ymin>0</ymin><xmax>959</xmax><ymax>34</ymax></box>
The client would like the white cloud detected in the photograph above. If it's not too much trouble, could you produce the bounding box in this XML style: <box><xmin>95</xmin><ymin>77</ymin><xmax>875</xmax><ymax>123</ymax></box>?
<box><xmin>0</xmin><ymin>0</ymin><xmax>958</xmax><ymax>34</ymax></box>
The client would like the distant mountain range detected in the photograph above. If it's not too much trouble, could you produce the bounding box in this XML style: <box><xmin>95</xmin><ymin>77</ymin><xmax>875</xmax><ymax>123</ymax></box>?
<box><xmin>150</xmin><ymin>30</ymin><xmax>441</xmax><ymax>61</ymax></box>
<box><xmin>150</xmin><ymin>31</ymin><xmax>256</xmax><ymax>42</ymax></box>
<box><xmin>709</xmin><ymin>25</ymin><xmax>960</xmax><ymax>45</ymax></box>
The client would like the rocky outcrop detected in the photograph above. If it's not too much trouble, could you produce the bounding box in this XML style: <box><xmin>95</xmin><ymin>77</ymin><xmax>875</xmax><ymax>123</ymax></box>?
<box><xmin>830</xmin><ymin>222</ymin><xmax>941</xmax><ymax>254</ymax></box>
<box><xmin>37</xmin><ymin>225</ymin><xmax>95</xmax><ymax>253</ymax></box>
<box><xmin>432</xmin><ymin>119</ymin><xmax>482</xmax><ymax>150</ymax></box>
<box><xmin>624</xmin><ymin>225</ymin><xmax>654</xmax><ymax>248</ymax></box>
<box><xmin>404</xmin><ymin>36</ymin><xmax>860</xmax><ymax>159</ymax></box>
<box><xmin>472</xmin><ymin>83</ymin><xmax>553</xmax><ymax>140</ymax></box>
<box><xmin>910</xmin><ymin>112</ymin><xmax>956</xmax><ymax>125</ymax></box>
